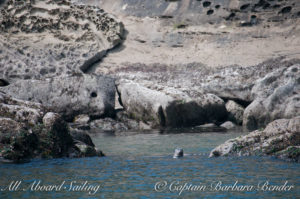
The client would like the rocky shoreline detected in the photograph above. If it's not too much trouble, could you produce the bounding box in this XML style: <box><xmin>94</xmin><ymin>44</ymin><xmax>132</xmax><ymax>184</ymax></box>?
<box><xmin>0</xmin><ymin>92</ymin><xmax>103</xmax><ymax>163</ymax></box>
<box><xmin>210</xmin><ymin>116</ymin><xmax>300</xmax><ymax>162</ymax></box>
<box><xmin>0</xmin><ymin>0</ymin><xmax>299</xmax><ymax>162</ymax></box>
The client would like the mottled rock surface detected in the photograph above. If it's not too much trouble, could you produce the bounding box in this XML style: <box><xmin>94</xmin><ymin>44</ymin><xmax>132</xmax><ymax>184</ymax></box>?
<box><xmin>1</xmin><ymin>74</ymin><xmax>115</xmax><ymax>120</ymax></box>
<box><xmin>117</xmin><ymin>81</ymin><xmax>227</xmax><ymax>127</ymax></box>
<box><xmin>0</xmin><ymin>0</ymin><xmax>124</xmax><ymax>83</ymax></box>
<box><xmin>225</xmin><ymin>100</ymin><xmax>244</xmax><ymax>125</ymax></box>
<box><xmin>210</xmin><ymin>117</ymin><xmax>300</xmax><ymax>162</ymax></box>
<box><xmin>243</xmin><ymin>64</ymin><xmax>300</xmax><ymax>130</ymax></box>
<box><xmin>0</xmin><ymin>93</ymin><xmax>103</xmax><ymax>163</ymax></box>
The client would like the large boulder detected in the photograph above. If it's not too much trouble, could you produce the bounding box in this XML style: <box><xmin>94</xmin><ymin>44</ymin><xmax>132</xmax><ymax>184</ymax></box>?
<box><xmin>225</xmin><ymin>100</ymin><xmax>244</xmax><ymax>125</ymax></box>
<box><xmin>210</xmin><ymin>117</ymin><xmax>300</xmax><ymax>162</ymax></box>
<box><xmin>0</xmin><ymin>0</ymin><xmax>124</xmax><ymax>83</ymax></box>
<box><xmin>1</xmin><ymin>74</ymin><xmax>115</xmax><ymax>120</ymax></box>
<box><xmin>243</xmin><ymin>64</ymin><xmax>300</xmax><ymax>130</ymax></box>
<box><xmin>117</xmin><ymin>81</ymin><xmax>227</xmax><ymax>127</ymax></box>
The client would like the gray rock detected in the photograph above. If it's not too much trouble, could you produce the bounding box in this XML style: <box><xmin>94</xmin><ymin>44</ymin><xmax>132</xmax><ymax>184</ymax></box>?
<box><xmin>0</xmin><ymin>117</ymin><xmax>22</xmax><ymax>135</ymax></box>
<box><xmin>90</xmin><ymin>118</ymin><xmax>129</xmax><ymax>132</ymax></box>
<box><xmin>0</xmin><ymin>92</ymin><xmax>44</xmax><ymax>126</ymax></box>
<box><xmin>276</xmin><ymin>146</ymin><xmax>300</xmax><ymax>162</ymax></box>
<box><xmin>73</xmin><ymin>114</ymin><xmax>90</xmax><ymax>124</ymax></box>
<box><xmin>1</xmin><ymin>74</ymin><xmax>115</xmax><ymax>120</ymax></box>
<box><xmin>117</xmin><ymin>81</ymin><xmax>227</xmax><ymax>128</ymax></box>
<box><xmin>220</xmin><ymin>121</ymin><xmax>236</xmax><ymax>130</ymax></box>
<box><xmin>0</xmin><ymin>0</ymin><xmax>124</xmax><ymax>82</ymax></box>
<box><xmin>0</xmin><ymin>93</ymin><xmax>103</xmax><ymax>162</ymax></box>
<box><xmin>70</xmin><ymin>130</ymin><xmax>95</xmax><ymax>147</ymax></box>
<box><xmin>43</xmin><ymin>112</ymin><xmax>61</xmax><ymax>129</ymax></box>
<box><xmin>210</xmin><ymin>116</ymin><xmax>300</xmax><ymax>162</ymax></box>
<box><xmin>225</xmin><ymin>100</ymin><xmax>244</xmax><ymax>125</ymax></box>
<box><xmin>117</xmin><ymin>81</ymin><xmax>173</xmax><ymax>127</ymax></box>
<box><xmin>75</xmin><ymin>142</ymin><xmax>98</xmax><ymax>157</ymax></box>
<box><xmin>199</xmin><ymin>59</ymin><xmax>293</xmax><ymax>102</ymax></box>
<box><xmin>116</xmin><ymin>111</ymin><xmax>151</xmax><ymax>130</ymax></box>
<box><xmin>243</xmin><ymin>64</ymin><xmax>300</xmax><ymax>130</ymax></box>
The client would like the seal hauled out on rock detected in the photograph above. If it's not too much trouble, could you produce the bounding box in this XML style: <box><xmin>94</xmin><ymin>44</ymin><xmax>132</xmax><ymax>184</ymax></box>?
<box><xmin>173</xmin><ymin>148</ymin><xmax>184</xmax><ymax>158</ymax></box>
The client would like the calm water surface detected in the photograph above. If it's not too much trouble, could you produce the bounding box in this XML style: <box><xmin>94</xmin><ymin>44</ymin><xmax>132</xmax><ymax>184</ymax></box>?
<box><xmin>0</xmin><ymin>131</ymin><xmax>299</xmax><ymax>198</ymax></box>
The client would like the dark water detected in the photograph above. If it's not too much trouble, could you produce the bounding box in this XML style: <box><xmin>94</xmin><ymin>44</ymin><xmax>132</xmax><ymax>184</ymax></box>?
<box><xmin>0</xmin><ymin>131</ymin><xmax>299</xmax><ymax>199</ymax></box>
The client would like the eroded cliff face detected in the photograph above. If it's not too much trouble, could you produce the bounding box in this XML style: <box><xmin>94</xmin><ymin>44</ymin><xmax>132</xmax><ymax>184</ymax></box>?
<box><xmin>0</xmin><ymin>0</ymin><xmax>124</xmax><ymax>83</ymax></box>
<box><xmin>0</xmin><ymin>0</ymin><xmax>299</xmax><ymax>132</ymax></box>
<box><xmin>0</xmin><ymin>0</ymin><xmax>125</xmax><ymax>120</ymax></box>
<box><xmin>75</xmin><ymin>0</ymin><xmax>300</xmax><ymax>131</ymax></box>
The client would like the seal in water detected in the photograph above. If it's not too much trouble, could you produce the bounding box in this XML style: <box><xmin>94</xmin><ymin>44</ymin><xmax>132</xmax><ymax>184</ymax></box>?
<box><xmin>173</xmin><ymin>148</ymin><xmax>184</xmax><ymax>158</ymax></box>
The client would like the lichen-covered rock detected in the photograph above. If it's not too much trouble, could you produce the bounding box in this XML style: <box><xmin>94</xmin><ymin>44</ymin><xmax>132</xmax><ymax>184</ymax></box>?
<box><xmin>210</xmin><ymin>117</ymin><xmax>300</xmax><ymax>162</ymax></box>
<box><xmin>0</xmin><ymin>92</ymin><xmax>45</xmax><ymax>125</ymax></box>
<box><xmin>0</xmin><ymin>93</ymin><xmax>103</xmax><ymax>163</ymax></box>
<box><xmin>117</xmin><ymin>81</ymin><xmax>227</xmax><ymax>127</ymax></box>
<box><xmin>243</xmin><ymin>64</ymin><xmax>300</xmax><ymax>130</ymax></box>
<box><xmin>225</xmin><ymin>100</ymin><xmax>244</xmax><ymax>125</ymax></box>
<box><xmin>276</xmin><ymin>146</ymin><xmax>300</xmax><ymax>162</ymax></box>
<box><xmin>1</xmin><ymin>74</ymin><xmax>115</xmax><ymax>120</ymax></box>
<box><xmin>0</xmin><ymin>0</ymin><xmax>124</xmax><ymax>82</ymax></box>
<box><xmin>0</xmin><ymin>117</ymin><xmax>23</xmax><ymax>134</ymax></box>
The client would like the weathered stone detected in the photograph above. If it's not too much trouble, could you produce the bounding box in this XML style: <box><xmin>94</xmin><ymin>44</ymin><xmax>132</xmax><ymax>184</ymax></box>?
<box><xmin>75</xmin><ymin>142</ymin><xmax>104</xmax><ymax>157</ymax></box>
<box><xmin>70</xmin><ymin>130</ymin><xmax>95</xmax><ymax>147</ymax></box>
<box><xmin>0</xmin><ymin>92</ymin><xmax>44</xmax><ymax>126</ymax></box>
<box><xmin>43</xmin><ymin>112</ymin><xmax>61</xmax><ymax>129</ymax></box>
<box><xmin>90</xmin><ymin>118</ymin><xmax>129</xmax><ymax>132</ymax></box>
<box><xmin>0</xmin><ymin>93</ymin><xmax>102</xmax><ymax>162</ymax></box>
<box><xmin>243</xmin><ymin>64</ymin><xmax>300</xmax><ymax>130</ymax></box>
<box><xmin>0</xmin><ymin>0</ymin><xmax>124</xmax><ymax>82</ymax></box>
<box><xmin>276</xmin><ymin>146</ymin><xmax>300</xmax><ymax>162</ymax></box>
<box><xmin>1</xmin><ymin>74</ymin><xmax>115</xmax><ymax>120</ymax></box>
<box><xmin>74</xmin><ymin>114</ymin><xmax>90</xmax><ymax>124</ymax></box>
<box><xmin>225</xmin><ymin>100</ymin><xmax>244</xmax><ymax>125</ymax></box>
<box><xmin>117</xmin><ymin>81</ymin><xmax>227</xmax><ymax>128</ymax></box>
<box><xmin>117</xmin><ymin>81</ymin><xmax>173</xmax><ymax>127</ymax></box>
<box><xmin>210</xmin><ymin>117</ymin><xmax>300</xmax><ymax>162</ymax></box>
<box><xmin>0</xmin><ymin>117</ymin><xmax>22</xmax><ymax>134</ymax></box>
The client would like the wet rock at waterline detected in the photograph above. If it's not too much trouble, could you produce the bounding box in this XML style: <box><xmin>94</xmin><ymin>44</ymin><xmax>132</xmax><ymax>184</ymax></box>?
<box><xmin>0</xmin><ymin>0</ymin><xmax>124</xmax><ymax>83</ymax></box>
<box><xmin>1</xmin><ymin>74</ymin><xmax>115</xmax><ymax>121</ymax></box>
<box><xmin>117</xmin><ymin>81</ymin><xmax>227</xmax><ymax>128</ymax></box>
<box><xmin>210</xmin><ymin>117</ymin><xmax>300</xmax><ymax>162</ymax></box>
<box><xmin>0</xmin><ymin>93</ymin><xmax>103</xmax><ymax>163</ymax></box>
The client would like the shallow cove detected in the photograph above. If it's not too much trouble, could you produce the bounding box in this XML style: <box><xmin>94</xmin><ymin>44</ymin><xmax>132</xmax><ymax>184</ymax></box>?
<box><xmin>0</xmin><ymin>130</ymin><xmax>299</xmax><ymax>198</ymax></box>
